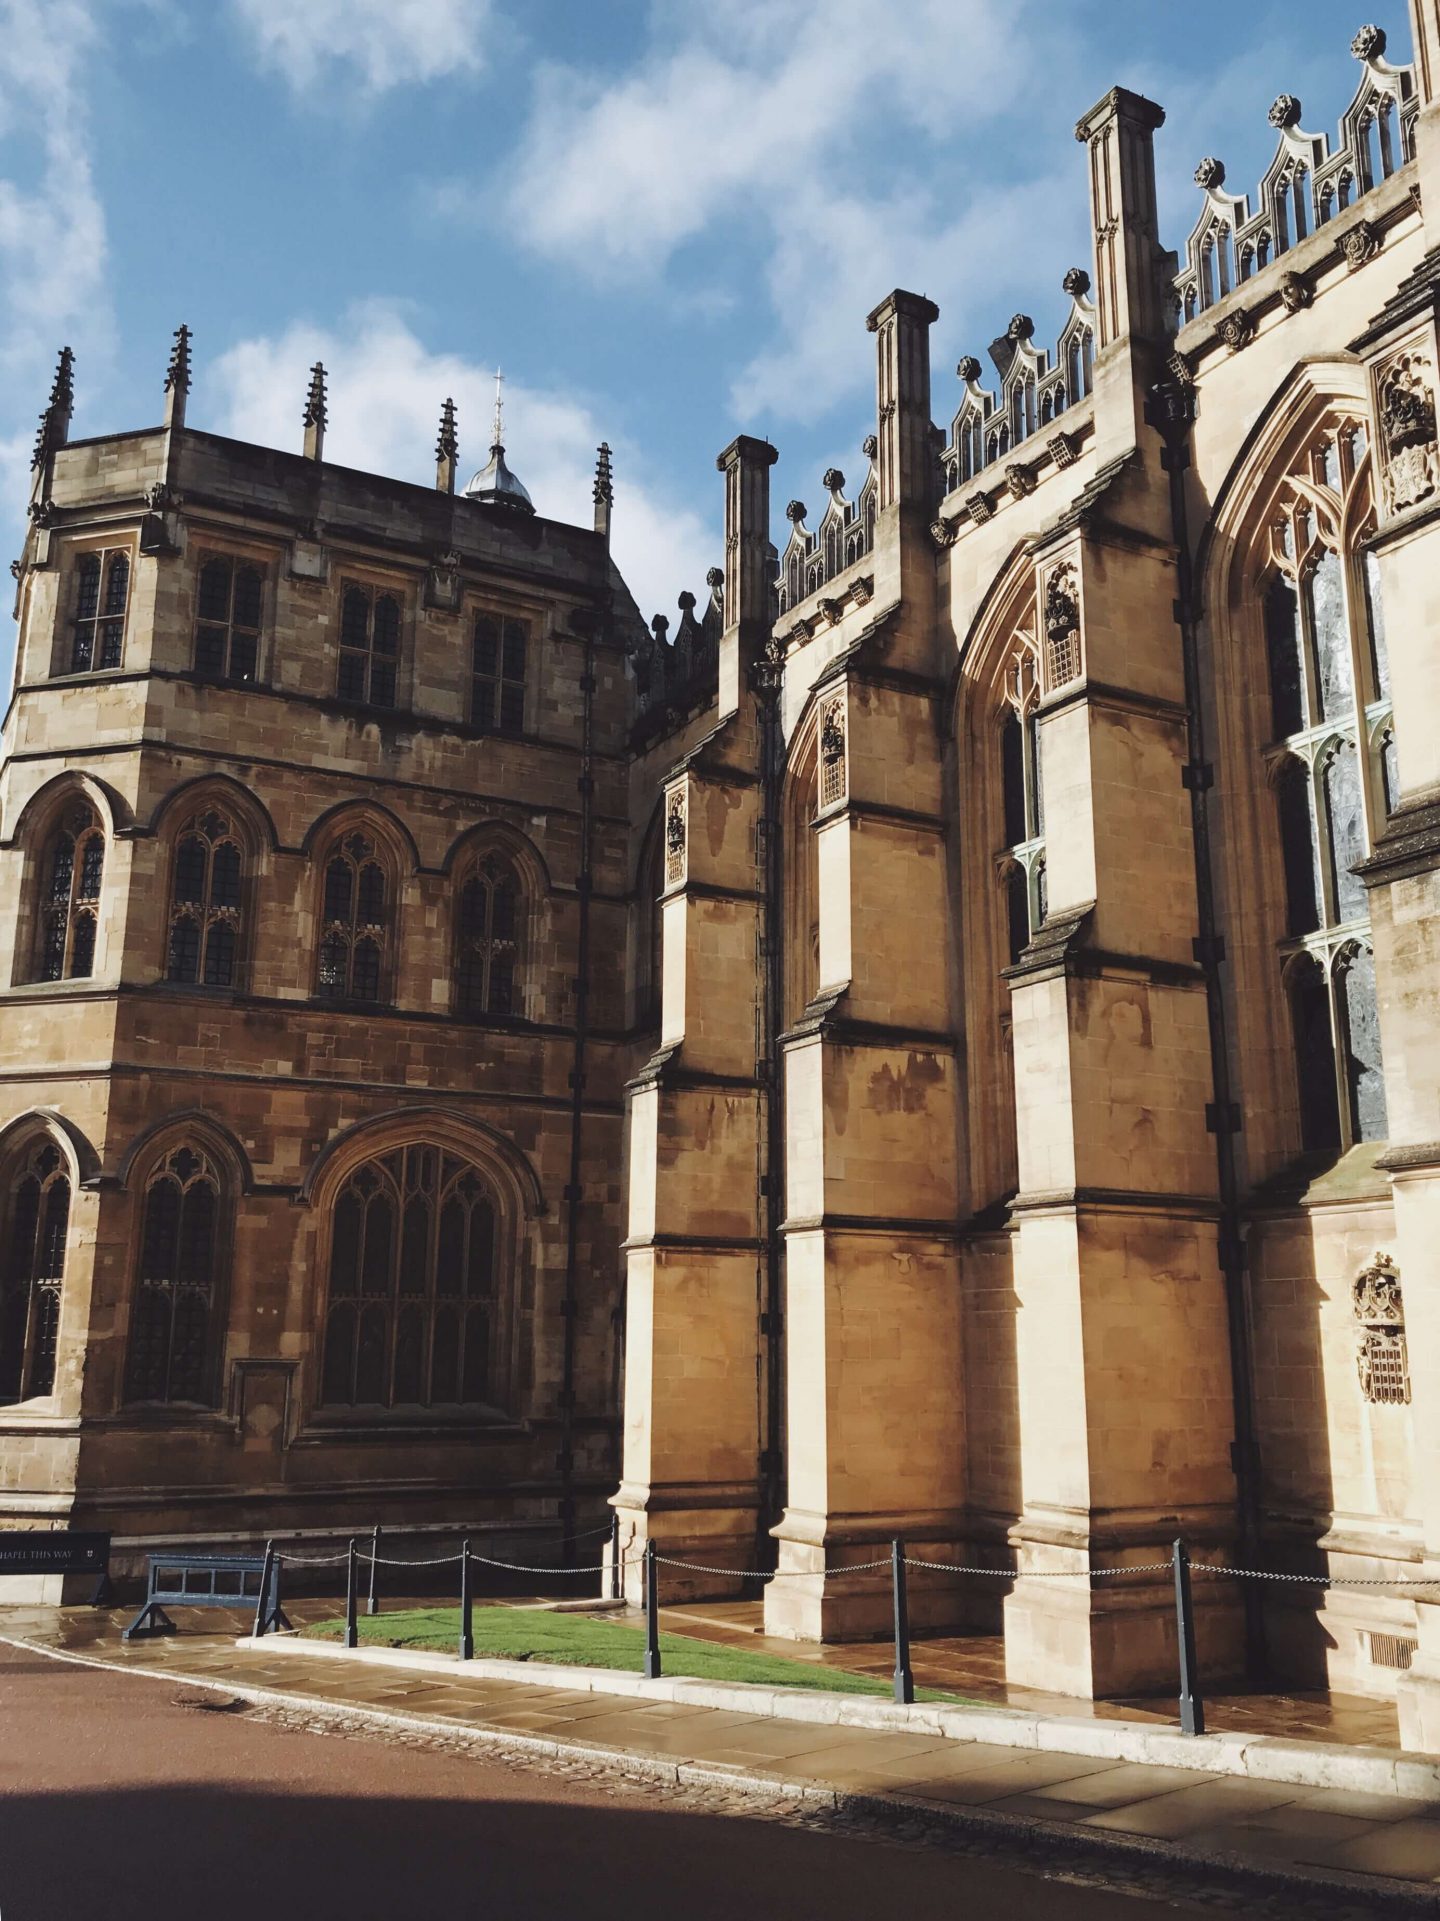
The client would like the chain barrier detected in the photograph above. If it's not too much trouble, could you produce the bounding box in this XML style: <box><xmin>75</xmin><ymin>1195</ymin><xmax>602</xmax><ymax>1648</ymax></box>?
<box><xmin>654</xmin><ymin>1556</ymin><xmax>892</xmax><ymax>1581</ymax></box>
<box><xmin>903</xmin><ymin>1557</ymin><xmax>1177</xmax><ymax>1578</ymax></box>
<box><xmin>1190</xmin><ymin>1561</ymin><xmax>1440</xmax><ymax>1588</ymax></box>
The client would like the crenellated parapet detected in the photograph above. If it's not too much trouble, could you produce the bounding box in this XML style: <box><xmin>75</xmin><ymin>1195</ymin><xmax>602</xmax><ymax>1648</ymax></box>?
<box><xmin>629</xmin><ymin>571</ymin><xmax>724</xmax><ymax>730</ymax></box>
<box><xmin>775</xmin><ymin>442</ymin><xmax>878</xmax><ymax>615</ymax></box>
<box><xmin>1175</xmin><ymin>26</ymin><xmax>1417</xmax><ymax>324</ymax></box>
<box><xmin>943</xmin><ymin>275</ymin><xmax>1098</xmax><ymax>492</ymax></box>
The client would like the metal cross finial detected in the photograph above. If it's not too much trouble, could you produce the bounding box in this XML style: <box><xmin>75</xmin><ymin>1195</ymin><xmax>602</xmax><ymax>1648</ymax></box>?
<box><xmin>492</xmin><ymin>368</ymin><xmax>504</xmax><ymax>450</ymax></box>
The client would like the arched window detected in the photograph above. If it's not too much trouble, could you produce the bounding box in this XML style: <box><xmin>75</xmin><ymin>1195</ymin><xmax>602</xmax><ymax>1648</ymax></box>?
<box><xmin>320</xmin><ymin>1146</ymin><xmax>499</xmax><ymax>1409</ymax></box>
<box><xmin>0</xmin><ymin>1139</ymin><xmax>69</xmax><ymax>1402</ymax></box>
<box><xmin>167</xmin><ymin>809</ymin><xmax>244</xmax><ymax>988</ymax></box>
<box><xmin>317</xmin><ymin>832</ymin><xmax>390</xmax><ymax>1003</ymax></box>
<box><xmin>1261</xmin><ymin>416</ymin><xmax>1390</xmax><ymax>1149</ymax></box>
<box><xmin>36</xmin><ymin>804</ymin><xmax>104</xmax><ymax>982</ymax></box>
<box><xmin>997</xmin><ymin>641</ymin><xmax>1045</xmax><ymax>963</ymax></box>
<box><xmin>69</xmin><ymin>550</ymin><xmax>129</xmax><ymax>674</ymax></box>
<box><xmin>125</xmin><ymin>1144</ymin><xmax>224</xmax><ymax>1405</ymax></box>
<box><xmin>337</xmin><ymin>584</ymin><xmax>400</xmax><ymax>708</ymax></box>
<box><xmin>471</xmin><ymin>612</ymin><xmax>527</xmax><ymax>737</ymax></box>
<box><xmin>455</xmin><ymin>853</ymin><xmax>520</xmax><ymax>1017</ymax></box>
<box><xmin>194</xmin><ymin>556</ymin><xmax>263</xmax><ymax>683</ymax></box>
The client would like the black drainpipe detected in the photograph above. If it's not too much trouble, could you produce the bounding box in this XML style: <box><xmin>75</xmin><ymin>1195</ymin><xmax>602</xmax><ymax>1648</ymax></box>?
<box><xmin>1146</xmin><ymin>374</ymin><xmax>1267</xmax><ymax>1684</ymax></box>
<box><xmin>559</xmin><ymin>600</ymin><xmax>601</xmax><ymax>1564</ymax></box>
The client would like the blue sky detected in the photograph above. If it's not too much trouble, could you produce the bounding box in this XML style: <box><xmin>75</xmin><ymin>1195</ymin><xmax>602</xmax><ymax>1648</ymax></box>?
<box><xmin>0</xmin><ymin>0</ymin><xmax>1416</xmax><ymax>680</ymax></box>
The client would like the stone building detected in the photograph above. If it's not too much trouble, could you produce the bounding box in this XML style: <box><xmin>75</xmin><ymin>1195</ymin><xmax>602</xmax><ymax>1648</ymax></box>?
<box><xmin>9</xmin><ymin>6</ymin><xmax>1440</xmax><ymax>1750</ymax></box>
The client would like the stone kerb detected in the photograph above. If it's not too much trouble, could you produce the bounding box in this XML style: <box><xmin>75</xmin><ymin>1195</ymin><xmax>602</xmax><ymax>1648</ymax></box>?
<box><xmin>236</xmin><ymin>1631</ymin><xmax>1440</xmax><ymax>1802</ymax></box>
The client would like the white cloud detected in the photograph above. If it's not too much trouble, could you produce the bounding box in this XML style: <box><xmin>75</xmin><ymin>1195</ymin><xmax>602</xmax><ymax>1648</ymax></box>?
<box><xmin>208</xmin><ymin>303</ymin><xmax>718</xmax><ymax>624</ymax></box>
<box><xmin>231</xmin><ymin>0</ymin><xmax>491</xmax><ymax>94</ymax></box>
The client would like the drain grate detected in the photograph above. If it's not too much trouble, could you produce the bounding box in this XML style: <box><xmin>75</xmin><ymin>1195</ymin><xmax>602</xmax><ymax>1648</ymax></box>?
<box><xmin>1365</xmin><ymin>1631</ymin><xmax>1416</xmax><ymax>1671</ymax></box>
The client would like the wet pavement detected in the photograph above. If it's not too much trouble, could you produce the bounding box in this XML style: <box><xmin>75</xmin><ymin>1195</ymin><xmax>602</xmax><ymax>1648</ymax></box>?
<box><xmin>1</xmin><ymin>1601</ymin><xmax>1437</xmax><ymax>1908</ymax></box>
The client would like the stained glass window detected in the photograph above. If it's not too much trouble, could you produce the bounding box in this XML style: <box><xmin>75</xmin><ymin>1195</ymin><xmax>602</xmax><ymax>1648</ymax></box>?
<box><xmin>37</xmin><ymin>805</ymin><xmax>104</xmax><ymax>982</ymax></box>
<box><xmin>316</xmin><ymin>833</ymin><xmax>390</xmax><ymax>1003</ymax></box>
<box><xmin>125</xmin><ymin>1145</ymin><xmax>222</xmax><ymax>1405</ymax></box>
<box><xmin>167</xmin><ymin>811</ymin><xmax>243</xmax><ymax>988</ymax></box>
<box><xmin>0</xmin><ymin>1140</ymin><xmax>69</xmax><ymax>1402</ymax></box>
<box><xmin>321</xmin><ymin>1147</ymin><xmax>498</xmax><ymax>1409</ymax></box>
<box><xmin>455</xmin><ymin>854</ymin><xmax>520</xmax><ymax>1017</ymax></box>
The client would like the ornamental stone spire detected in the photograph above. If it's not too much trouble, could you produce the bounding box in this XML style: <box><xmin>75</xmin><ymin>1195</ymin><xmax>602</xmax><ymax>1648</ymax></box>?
<box><xmin>436</xmin><ymin>396</ymin><xmax>459</xmax><ymax>494</ymax></box>
<box><xmin>593</xmin><ymin>441</ymin><xmax>613</xmax><ymax>542</ymax></box>
<box><xmin>164</xmin><ymin>324</ymin><xmax>191</xmax><ymax>431</ymax></box>
<box><xmin>303</xmin><ymin>361</ymin><xmax>327</xmax><ymax>461</ymax></box>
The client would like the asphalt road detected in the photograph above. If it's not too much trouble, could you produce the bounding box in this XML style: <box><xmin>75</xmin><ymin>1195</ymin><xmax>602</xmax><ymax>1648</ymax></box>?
<box><xmin>0</xmin><ymin>1641</ymin><xmax>1216</xmax><ymax>1920</ymax></box>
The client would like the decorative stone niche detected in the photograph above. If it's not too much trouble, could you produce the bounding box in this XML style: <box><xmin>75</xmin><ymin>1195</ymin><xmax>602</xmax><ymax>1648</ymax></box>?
<box><xmin>1041</xmin><ymin>560</ymin><xmax>1083</xmax><ymax>692</ymax></box>
<box><xmin>1354</xmin><ymin>1251</ymin><xmax>1409</xmax><ymax>1407</ymax></box>
<box><xmin>1375</xmin><ymin>347</ymin><xmax>1438</xmax><ymax>518</ymax></box>
<box><xmin>663</xmin><ymin>785</ymin><xmax>687</xmax><ymax>889</ymax></box>
<box><xmin>818</xmin><ymin>695</ymin><xmax>848</xmax><ymax>811</ymax></box>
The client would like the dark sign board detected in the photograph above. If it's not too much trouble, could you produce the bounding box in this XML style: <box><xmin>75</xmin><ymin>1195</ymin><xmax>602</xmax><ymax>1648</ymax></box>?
<box><xmin>0</xmin><ymin>1531</ymin><xmax>110</xmax><ymax>1577</ymax></box>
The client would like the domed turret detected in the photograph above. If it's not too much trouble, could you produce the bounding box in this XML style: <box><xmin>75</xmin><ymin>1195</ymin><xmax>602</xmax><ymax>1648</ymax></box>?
<box><xmin>463</xmin><ymin>369</ymin><xmax>534</xmax><ymax>515</ymax></box>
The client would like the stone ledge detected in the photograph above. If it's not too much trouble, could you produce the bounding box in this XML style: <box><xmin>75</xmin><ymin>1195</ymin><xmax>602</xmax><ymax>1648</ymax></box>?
<box><xmin>236</xmin><ymin>1631</ymin><xmax>1440</xmax><ymax>1803</ymax></box>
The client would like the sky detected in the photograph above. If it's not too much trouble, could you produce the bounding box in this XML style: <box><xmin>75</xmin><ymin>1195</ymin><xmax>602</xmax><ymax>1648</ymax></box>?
<box><xmin>0</xmin><ymin>0</ymin><xmax>1417</xmax><ymax>681</ymax></box>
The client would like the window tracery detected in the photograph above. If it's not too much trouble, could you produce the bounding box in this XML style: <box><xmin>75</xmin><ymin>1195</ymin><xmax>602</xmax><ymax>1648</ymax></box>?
<box><xmin>455</xmin><ymin>853</ymin><xmax>520</xmax><ymax>1017</ymax></box>
<box><xmin>320</xmin><ymin>1146</ymin><xmax>500</xmax><ymax>1410</ymax></box>
<box><xmin>194</xmin><ymin>555</ymin><xmax>263</xmax><ymax>683</ymax></box>
<box><xmin>337</xmin><ymin>583</ymin><xmax>400</xmax><ymax>708</ymax></box>
<box><xmin>997</xmin><ymin>639</ymin><xmax>1046</xmax><ymax>966</ymax></box>
<box><xmin>1261</xmin><ymin>414</ymin><xmax>1389</xmax><ymax>1149</ymax></box>
<box><xmin>69</xmin><ymin>549</ymin><xmax>130</xmax><ymax>674</ymax></box>
<box><xmin>317</xmin><ymin>832</ymin><xmax>390</xmax><ymax>1004</ymax></box>
<box><xmin>1353</xmin><ymin>1251</ymin><xmax>1408</xmax><ymax>1405</ymax></box>
<box><xmin>167</xmin><ymin>810</ymin><xmax>243</xmax><ymax>989</ymax></box>
<box><xmin>0</xmin><ymin>1139</ymin><xmax>69</xmax><ymax>1402</ymax></box>
<box><xmin>125</xmin><ymin>1144</ymin><xmax>223</xmax><ymax>1405</ymax></box>
<box><xmin>37</xmin><ymin>804</ymin><xmax>104</xmax><ymax>983</ymax></box>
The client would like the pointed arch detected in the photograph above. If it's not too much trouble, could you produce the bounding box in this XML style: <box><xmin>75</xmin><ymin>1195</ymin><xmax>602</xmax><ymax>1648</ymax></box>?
<box><xmin>154</xmin><ymin>782</ymin><xmax>271</xmax><ymax>991</ymax></box>
<box><xmin>306</xmin><ymin>804</ymin><xmax>416</xmax><ymax>1006</ymax></box>
<box><xmin>148</xmin><ymin>775</ymin><xmax>279</xmax><ymax>854</ymax></box>
<box><xmin>780</xmin><ymin>697</ymin><xmax>825</xmax><ymax>1028</ymax></box>
<box><xmin>0</xmin><ymin>1111</ymin><xmax>95</xmax><ymax>1405</ymax></box>
<box><xmin>301</xmin><ymin>1106</ymin><xmax>545</xmax><ymax>1219</ymax></box>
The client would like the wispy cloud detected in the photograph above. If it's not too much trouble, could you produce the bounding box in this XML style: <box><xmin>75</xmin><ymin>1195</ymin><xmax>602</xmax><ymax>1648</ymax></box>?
<box><xmin>230</xmin><ymin>0</ymin><xmax>491</xmax><ymax>94</ymax></box>
<box><xmin>208</xmin><ymin>302</ymin><xmax>718</xmax><ymax>623</ymax></box>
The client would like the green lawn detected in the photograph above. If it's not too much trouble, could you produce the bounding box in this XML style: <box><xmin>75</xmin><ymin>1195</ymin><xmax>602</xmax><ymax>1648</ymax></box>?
<box><xmin>305</xmin><ymin>1604</ymin><xmax>969</xmax><ymax>1702</ymax></box>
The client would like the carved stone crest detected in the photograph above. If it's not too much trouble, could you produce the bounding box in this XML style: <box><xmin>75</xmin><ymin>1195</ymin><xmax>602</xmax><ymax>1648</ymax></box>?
<box><xmin>664</xmin><ymin>788</ymin><xmax>687</xmax><ymax>887</ymax></box>
<box><xmin>1354</xmin><ymin>1252</ymin><xmax>1409</xmax><ymax>1405</ymax></box>
<box><xmin>819</xmin><ymin>696</ymin><xmax>847</xmax><ymax>808</ymax></box>
<box><xmin>966</xmin><ymin>491</ymin><xmax>994</xmax><ymax>526</ymax></box>
<box><xmin>1047</xmin><ymin>432</ymin><xmax>1079</xmax><ymax>470</ymax></box>
<box><xmin>1217</xmin><ymin>309</ymin><xmax>1256</xmax><ymax>353</ymax></box>
<box><xmin>1340</xmin><ymin>219</ymin><xmax>1380</xmax><ymax>271</ymax></box>
<box><xmin>1043</xmin><ymin>562</ymin><xmax>1082</xmax><ymax>689</ymax></box>
<box><xmin>1377</xmin><ymin>350</ymin><xmax>1438</xmax><ymax>515</ymax></box>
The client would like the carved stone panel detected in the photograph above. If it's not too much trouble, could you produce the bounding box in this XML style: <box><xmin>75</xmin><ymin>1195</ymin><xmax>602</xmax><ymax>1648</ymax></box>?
<box><xmin>1041</xmin><ymin>559</ymin><xmax>1083</xmax><ymax>692</ymax></box>
<box><xmin>664</xmin><ymin>785</ymin><xmax>687</xmax><ymax>888</ymax></box>
<box><xmin>1376</xmin><ymin>347</ymin><xmax>1438</xmax><ymax>517</ymax></box>
<box><xmin>819</xmin><ymin>695</ymin><xmax>848</xmax><ymax>810</ymax></box>
<box><xmin>1353</xmin><ymin>1251</ymin><xmax>1409</xmax><ymax>1406</ymax></box>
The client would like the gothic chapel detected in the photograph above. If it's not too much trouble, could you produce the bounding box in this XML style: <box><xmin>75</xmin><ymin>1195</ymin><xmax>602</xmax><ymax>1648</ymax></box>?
<box><xmin>9</xmin><ymin>8</ymin><xmax>1440</xmax><ymax>1746</ymax></box>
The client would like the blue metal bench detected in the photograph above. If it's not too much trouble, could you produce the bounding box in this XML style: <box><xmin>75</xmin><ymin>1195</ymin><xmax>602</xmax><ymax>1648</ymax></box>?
<box><xmin>123</xmin><ymin>1549</ymin><xmax>289</xmax><ymax>1640</ymax></box>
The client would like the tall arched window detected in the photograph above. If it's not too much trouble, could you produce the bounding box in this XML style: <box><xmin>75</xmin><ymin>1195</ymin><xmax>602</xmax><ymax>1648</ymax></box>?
<box><xmin>782</xmin><ymin>742</ymin><xmax>820</xmax><ymax>1027</ymax></box>
<box><xmin>70</xmin><ymin>550</ymin><xmax>129</xmax><ymax>673</ymax></box>
<box><xmin>317</xmin><ymin>832</ymin><xmax>390</xmax><ymax>1003</ymax></box>
<box><xmin>320</xmin><ymin>1146</ymin><xmax>499</xmax><ymax>1409</ymax></box>
<box><xmin>167</xmin><ymin>809</ymin><xmax>244</xmax><ymax>988</ymax></box>
<box><xmin>337</xmin><ymin>584</ymin><xmax>400</xmax><ymax>708</ymax></box>
<box><xmin>125</xmin><ymin>1144</ymin><xmax>224</xmax><ymax>1405</ymax></box>
<box><xmin>36</xmin><ymin>804</ymin><xmax>105</xmax><ymax>982</ymax></box>
<box><xmin>455</xmin><ymin>853</ymin><xmax>520</xmax><ymax>1017</ymax></box>
<box><xmin>1261</xmin><ymin>416</ymin><xmax>1390</xmax><ymax>1149</ymax></box>
<box><xmin>636</xmin><ymin>829</ymin><xmax>664</xmax><ymax>1030</ymax></box>
<box><xmin>0</xmin><ymin>1139</ymin><xmax>69</xmax><ymax>1402</ymax></box>
<box><xmin>997</xmin><ymin>640</ymin><xmax>1045</xmax><ymax>966</ymax></box>
<box><xmin>194</xmin><ymin>555</ymin><xmax>263</xmax><ymax>683</ymax></box>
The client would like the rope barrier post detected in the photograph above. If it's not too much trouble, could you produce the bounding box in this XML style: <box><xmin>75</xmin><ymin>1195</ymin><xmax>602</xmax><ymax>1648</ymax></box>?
<box><xmin>253</xmin><ymin>1540</ymin><xmax>275</xmax><ymax>1639</ymax></box>
<box><xmin>643</xmin><ymin>1541</ymin><xmax>662</xmax><ymax>1680</ymax></box>
<box><xmin>345</xmin><ymin>1537</ymin><xmax>359</xmax><ymax>1650</ymax></box>
<box><xmin>1173</xmin><ymin>1538</ymin><xmax>1205</xmax><ymax>1736</ymax></box>
<box><xmin>609</xmin><ymin>1510</ymin><xmax>621</xmax><ymax>1603</ymax></box>
<box><xmin>366</xmin><ymin>1524</ymin><xmax>380</xmax><ymax>1616</ymax></box>
<box><xmin>459</xmin><ymin>1537</ymin><xmax>474</xmax><ymax>1661</ymax></box>
<box><xmin>892</xmin><ymin>1538</ymin><xmax>915</xmax><ymax>1706</ymax></box>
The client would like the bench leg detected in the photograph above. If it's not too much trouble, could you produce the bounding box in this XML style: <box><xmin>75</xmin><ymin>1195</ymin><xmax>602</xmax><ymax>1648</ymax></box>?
<box><xmin>122</xmin><ymin>1603</ymin><xmax>177</xmax><ymax>1641</ymax></box>
<box><xmin>91</xmin><ymin>1572</ymin><xmax>114</xmax><ymax>1608</ymax></box>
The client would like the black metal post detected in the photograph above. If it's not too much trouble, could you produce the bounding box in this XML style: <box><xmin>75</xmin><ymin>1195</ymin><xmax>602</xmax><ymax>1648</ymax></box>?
<box><xmin>345</xmin><ymin>1537</ymin><xmax>358</xmax><ymax>1650</ymax></box>
<box><xmin>253</xmin><ymin>1541</ymin><xmax>275</xmax><ymax>1639</ymax></box>
<box><xmin>892</xmin><ymin>1539</ymin><xmax>915</xmax><ymax>1706</ymax></box>
<box><xmin>1174</xmin><ymin>1538</ymin><xmax>1205</xmax><ymax>1736</ymax></box>
<box><xmin>609</xmin><ymin>1510</ymin><xmax>621</xmax><ymax>1603</ymax></box>
<box><xmin>459</xmin><ymin>1537</ymin><xmax>474</xmax><ymax>1661</ymax></box>
<box><xmin>366</xmin><ymin>1524</ymin><xmax>380</xmax><ymax>1615</ymax></box>
<box><xmin>643</xmin><ymin>1540</ymin><xmax>662</xmax><ymax>1680</ymax></box>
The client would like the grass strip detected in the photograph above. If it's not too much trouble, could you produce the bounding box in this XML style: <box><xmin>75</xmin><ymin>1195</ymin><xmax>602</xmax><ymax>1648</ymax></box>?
<box><xmin>304</xmin><ymin>1604</ymin><xmax>972</xmax><ymax>1703</ymax></box>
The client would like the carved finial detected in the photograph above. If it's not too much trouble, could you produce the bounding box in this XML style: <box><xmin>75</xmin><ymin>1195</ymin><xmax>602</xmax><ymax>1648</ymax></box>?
<box><xmin>1194</xmin><ymin>156</ymin><xmax>1227</xmax><ymax>190</ymax></box>
<box><xmin>1269</xmin><ymin>94</ymin><xmax>1302</xmax><ymax>130</ymax></box>
<box><xmin>303</xmin><ymin>361</ymin><xmax>327</xmax><ymax>461</ymax></box>
<box><xmin>822</xmin><ymin>466</ymin><xmax>845</xmax><ymax>496</ymax></box>
<box><xmin>677</xmin><ymin>590</ymin><xmax>696</xmax><ymax>614</ymax></box>
<box><xmin>861</xmin><ymin>432</ymin><xmax>878</xmax><ymax>460</ymax></box>
<box><xmin>436</xmin><ymin>396</ymin><xmax>458</xmax><ymax>463</ymax></box>
<box><xmin>705</xmin><ymin>565</ymin><xmax>724</xmax><ymax>593</ymax></box>
<box><xmin>29</xmin><ymin>413</ymin><xmax>47</xmax><ymax>471</ymax></box>
<box><xmin>165</xmin><ymin>325</ymin><xmax>192</xmax><ymax>396</ymax></box>
<box><xmin>1007</xmin><ymin>313</ymin><xmax>1035</xmax><ymax>343</ymax></box>
<box><xmin>49</xmin><ymin>346</ymin><xmax>75</xmax><ymax>413</ymax></box>
<box><xmin>650</xmin><ymin>613</ymin><xmax>669</xmax><ymax>642</ymax></box>
<box><xmin>956</xmin><ymin>356</ymin><xmax>982</xmax><ymax>384</ymax></box>
<box><xmin>304</xmin><ymin>361</ymin><xmax>327</xmax><ymax>430</ymax></box>
<box><xmin>593</xmin><ymin>440</ymin><xmax>613</xmax><ymax>507</ymax></box>
<box><xmin>785</xmin><ymin>498</ymin><xmax>807</xmax><ymax>525</ymax></box>
<box><xmin>1351</xmin><ymin>23</ymin><xmax>1386</xmax><ymax>60</ymax></box>
<box><xmin>1062</xmin><ymin>268</ymin><xmax>1091</xmax><ymax>299</ymax></box>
